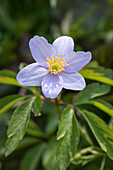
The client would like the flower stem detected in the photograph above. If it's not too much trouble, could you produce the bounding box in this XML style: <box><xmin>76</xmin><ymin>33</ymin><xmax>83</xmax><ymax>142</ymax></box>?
<box><xmin>55</xmin><ymin>98</ymin><xmax>62</xmax><ymax>120</ymax></box>
<box><xmin>100</xmin><ymin>156</ymin><xmax>106</xmax><ymax>170</ymax></box>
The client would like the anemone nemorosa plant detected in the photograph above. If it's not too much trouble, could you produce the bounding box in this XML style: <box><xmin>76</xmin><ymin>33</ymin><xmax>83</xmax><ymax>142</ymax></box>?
<box><xmin>17</xmin><ymin>36</ymin><xmax>92</xmax><ymax>99</ymax></box>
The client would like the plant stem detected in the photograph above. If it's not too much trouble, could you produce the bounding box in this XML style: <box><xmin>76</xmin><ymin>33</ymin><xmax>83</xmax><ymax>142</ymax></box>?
<box><xmin>100</xmin><ymin>156</ymin><xmax>106</xmax><ymax>170</ymax></box>
<box><xmin>55</xmin><ymin>98</ymin><xmax>62</xmax><ymax>120</ymax></box>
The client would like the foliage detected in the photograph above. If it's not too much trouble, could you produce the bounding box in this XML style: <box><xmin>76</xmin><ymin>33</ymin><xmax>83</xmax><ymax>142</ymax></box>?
<box><xmin>0</xmin><ymin>63</ymin><xmax>113</xmax><ymax>170</ymax></box>
<box><xmin>0</xmin><ymin>0</ymin><xmax>113</xmax><ymax>170</ymax></box>
<box><xmin>57</xmin><ymin>106</ymin><xmax>79</xmax><ymax>170</ymax></box>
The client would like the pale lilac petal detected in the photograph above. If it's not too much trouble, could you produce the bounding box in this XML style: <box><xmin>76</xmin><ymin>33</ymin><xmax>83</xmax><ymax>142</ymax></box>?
<box><xmin>64</xmin><ymin>51</ymin><xmax>92</xmax><ymax>72</ymax></box>
<box><xmin>60</xmin><ymin>72</ymin><xmax>86</xmax><ymax>90</ymax></box>
<box><xmin>40</xmin><ymin>36</ymin><xmax>48</xmax><ymax>44</ymax></box>
<box><xmin>52</xmin><ymin>36</ymin><xmax>74</xmax><ymax>56</ymax></box>
<box><xmin>29</xmin><ymin>36</ymin><xmax>56</xmax><ymax>67</ymax></box>
<box><xmin>17</xmin><ymin>63</ymin><xmax>48</xmax><ymax>86</ymax></box>
<box><xmin>41</xmin><ymin>73</ymin><xmax>63</xmax><ymax>99</ymax></box>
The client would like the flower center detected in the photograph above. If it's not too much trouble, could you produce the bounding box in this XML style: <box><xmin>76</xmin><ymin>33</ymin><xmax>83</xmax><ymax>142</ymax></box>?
<box><xmin>46</xmin><ymin>54</ymin><xmax>69</xmax><ymax>74</ymax></box>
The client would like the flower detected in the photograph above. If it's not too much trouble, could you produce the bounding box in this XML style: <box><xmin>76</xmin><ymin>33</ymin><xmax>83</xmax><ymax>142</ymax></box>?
<box><xmin>17</xmin><ymin>36</ymin><xmax>92</xmax><ymax>99</ymax></box>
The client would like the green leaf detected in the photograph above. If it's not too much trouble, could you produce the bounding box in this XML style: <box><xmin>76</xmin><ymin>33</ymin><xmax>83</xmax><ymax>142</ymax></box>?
<box><xmin>78</xmin><ymin>123</ymin><xmax>94</xmax><ymax>145</ymax></box>
<box><xmin>20</xmin><ymin>143</ymin><xmax>46</xmax><ymax>170</ymax></box>
<box><xmin>92</xmin><ymin>67</ymin><xmax>113</xmax><ymax>79</ymax></box>
<box><xmin>0</xmin><ymin>70</ymin><xmax>26</xmax><ymax>88</ymax></box>
<box><xmin>0</xmin><ymin>76</ymin><xmax>24</xmax><ymax>87</ymax></box>
<box><xmin>0</xmin><ymin>94</ymin><xmax>31</xmax><ymax>115</ymax></box>
<box><xmin>79</xmin><ymin>109</ymin><xmax>113</xmax><ymax>160</ymax></box>
<box><xmin>57</xmin><ymin>106</ymin><xmax>79</xmax><ymax>170</ymax></box>
<box><xmin>74</xmin><ymin>83</ymin><xmax>110</xmax><ymax>105</ymax></box>
<box><xmin>0</xmin><ymin>70</ymin><xmax>40</xmax><ymax>94</ymax></box>
<box><xmin>42</xmin><ymin>102</ymin><xmax>59</xmax><ymax>136</ymax></box>
<box><xmin>26</xmin><ymin>120</ymin><xmax>44</xmax><ymax>138</ymax></box>
<box><xmin>17</xmin><ymin>137</ymin><xmax>41</xmax><ymax>150</ymax></box>
<box><xmin>42</xmin><ymin>138</ymin><xmax>59</xmax><ymax>170</ymax></box>
<box><xmin>78</xmin><ymin>68</ymin><xmax>113</xmax><ymax>86</ymax></box>
<box><xmin>5</xmin><ymin>98</ymin><xmax>34</xmax><ymax>156</ymax></box>
<box><xmin>86</xmin><ymin>61</ymin><xmax>99</xmax><ymax>68</ymax></box>
<box><xmin>32</xmin><ymin>92</ymin><xmax>41</xmax><ymax>116</ymax></box>
<box><xmin>102</xmin><ymin>94</ymin><xmax>113</xmax><ymax>103</ymax></box>
<box><xmin>81</xmin><ymin>99</ymin><xmax>113</xmax><ymax>117</ymax></box>
<box><xmin>74</xmin><ymin>83</ymin><xmax>113</xmax><ymax>117</ymax></box>
<box><xmin>0</xmin><ymin>70</ymin><xmax>35</xmax><ymax>93</ymax></box>
<box><xmin>0</xmin><ymin>69</ymin><xmax>16</xmax><ymax>78</ymax></box>
<box><xmin>45</xmin><ymin>103</ymin><xmax>59</xmax><ymax>136</ymax></box>
<box><xmin>45</xmin><ymin>112</ymin><xmax>59</xmax><ymax>136</ymax></box>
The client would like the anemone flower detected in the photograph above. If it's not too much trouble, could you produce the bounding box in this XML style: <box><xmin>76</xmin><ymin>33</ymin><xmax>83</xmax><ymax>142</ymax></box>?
<box><xmin>17</xmin><ymin>36</ymin><xmax>92</xmax><ymax>99</ymax></box>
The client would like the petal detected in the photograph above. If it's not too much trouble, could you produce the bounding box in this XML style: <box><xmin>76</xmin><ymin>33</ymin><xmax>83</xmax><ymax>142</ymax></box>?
<box><xmin>17</xmin><ymin>63</ymin><xmax>48</xmax><ymax>86</ymax></box>
<box><xmin>60</xmin><ymin>71</ymin><xmax>86</xmax><ymax>90</ymax></box>
<box><xmin>29</xmin><ymin>36</ymin><xmax>56</xmax><ymax>67</ymax></box>
<box><xmin>52</xmin><ymin>36</ymin><xmax>74</xmax><ymax>56</ymax></box>
<box><xmin>41</xmin><ymin>73</ymin><xmax>63</xmax><ymax>99</ymax></box>
<box><xmin>64</xmin><ymin>51</ymin><xmax>92</xmax><ymax>72</ymax></box>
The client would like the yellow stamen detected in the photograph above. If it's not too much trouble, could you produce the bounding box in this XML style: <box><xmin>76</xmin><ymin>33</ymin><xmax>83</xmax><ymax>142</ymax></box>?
<box><xmin>46</xmin><ymin>54</ymin><xmax>69</xmax><ymax>74</ymax></box>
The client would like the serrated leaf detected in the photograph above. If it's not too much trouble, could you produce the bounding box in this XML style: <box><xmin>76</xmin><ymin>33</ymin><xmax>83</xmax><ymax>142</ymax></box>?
<box><xmin>74</xmin><ymin>83</ymin><xmax>110</xmax><ymax>105</ymax></box>
<box><xmin>57</xmin><ymin>106</ymin><xmax>79</xmax><ymax>170</ymax></box>
<box><xmin>79</xmin><ymin>109</ymin><xmax>113</xmax><ymax>160</ymax></box>
<box><xmin>0</xmin><ymin>95</ymin><xmax>31</xmax><ymax>115</ymax></box>
<box><xmin>20</xmin><ymin>143</ymin><xmax>46</xmax><ymax>170</ymax></box>
<box><xmin>78</xmin><ymin>68</ymin><xmax>113</xmax><ymax>86</ymax></box>
<box><xmin>42</xmin><ymin>138</ymin><xmax>59</xmax><ymax>170</ymax></box>
<box><xmin>32</xmin><ymin>92</ymin><xmax>41</xmax><ymax>116</ymax></box>
<box><xmin>5</xmin><ymin>98</ymin><xmax>34</xmax><ymax>156</ymax></box>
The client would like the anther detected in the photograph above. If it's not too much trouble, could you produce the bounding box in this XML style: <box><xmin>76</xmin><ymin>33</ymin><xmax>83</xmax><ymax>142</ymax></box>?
<box><xmin>46</xmin><ymin>54</ymin><xmax>69</xmax><ymax>74</ymax></box>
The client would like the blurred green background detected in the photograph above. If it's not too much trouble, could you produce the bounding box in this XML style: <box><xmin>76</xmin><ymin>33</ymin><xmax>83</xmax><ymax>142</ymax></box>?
<box><xmin>0</xmin><ymin>0</ymin><xmax>113</xmax><ymax>169</ymax></box>
<box><xmin>0</xmin><ymin>0</ymin><xmax>113</xmax><ymax>71</ymax></box>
